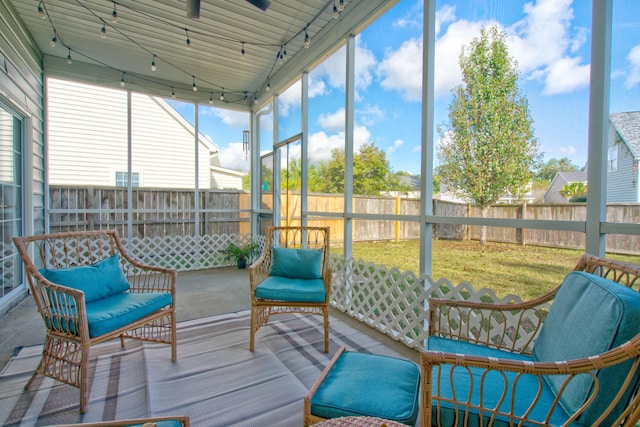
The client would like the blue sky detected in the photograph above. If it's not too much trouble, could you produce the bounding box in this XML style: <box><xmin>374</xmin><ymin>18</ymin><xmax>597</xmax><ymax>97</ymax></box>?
<box><xmin>171</xmin><ymin>0</ymin><xmax>640</xmax><ymax>176</ymax></box>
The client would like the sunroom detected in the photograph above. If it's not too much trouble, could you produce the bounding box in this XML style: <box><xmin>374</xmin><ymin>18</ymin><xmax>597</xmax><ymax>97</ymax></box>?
<box><xmin>1</xmin><ymin>0</ymin><xmax>640</xmax><ymax>425</ymax></box>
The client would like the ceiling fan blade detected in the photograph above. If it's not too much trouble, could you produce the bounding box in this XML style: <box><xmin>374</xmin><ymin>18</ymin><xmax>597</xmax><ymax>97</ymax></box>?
<box><xmin>187</xmin><ymin>0</ymin><xmax>200</xmax><ymax>19</ymax></box>
<box><xmin>246</xmin><ymin>0</ymin><xmax>271</xmax><ymax>11</ymax></box>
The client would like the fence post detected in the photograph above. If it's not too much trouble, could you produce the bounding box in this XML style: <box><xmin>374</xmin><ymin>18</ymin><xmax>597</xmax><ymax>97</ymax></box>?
<box><xmin>395</xmin><ymin>195</ymin><xmax>401</xmax><ymax>242</ymax></box>
<box><xmin>516</xmin><ymin>203</ymin><xmax>526</xmax><ymax>245</ymax></box>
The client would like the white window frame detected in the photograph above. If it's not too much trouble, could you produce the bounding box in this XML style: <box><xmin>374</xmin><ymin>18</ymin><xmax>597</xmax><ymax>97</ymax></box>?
<box><xmin>608</xmin><ymin>146</ymin><xmax>618</xmax><ymax>172</ymax></box>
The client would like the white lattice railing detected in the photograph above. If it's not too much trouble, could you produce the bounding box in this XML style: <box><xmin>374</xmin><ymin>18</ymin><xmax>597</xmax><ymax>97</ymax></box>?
<box><xmin>122</xmin><ymin>233</ymin><xmax>265</xmax><ymax>271</ymax></box>
<box><xmin>120</xmin><ymin>234</ymin><xmax>543</xmax><ymax>351</ymax></box>
<box><xmin>330</xmin><ymin>255</ymin><xmax>548</xmax><ymax>351</ymax></box>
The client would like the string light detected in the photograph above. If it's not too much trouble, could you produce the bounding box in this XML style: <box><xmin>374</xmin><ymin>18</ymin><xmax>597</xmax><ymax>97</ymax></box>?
<box><xmin>40</xmin><ymin>0</ymin><xmax>347</xmax><ymax>104</ymax></box>
<box><xmin>171</xmin><ymin>87</ymin><xmax>176</xmax><ymax>99</ymax></box>
<box><xmin>111</xmin><ymin>3</ymin><xmax>118</xmax><ymax>23</ymax></box>
<box><xmin>304</xmin><ymin>26</ymin><xmax>311</xmax><ymax>48</ymax></box>
<box><xmin>241</xmin><ymin>42</ymin><xmax>246</xmax><ymax>59</ymax></box>
<box><xmin>185</xmin><ymin>29</ymin><xmax>192</xmax><ymax>50</ymax></box>
<box><xmin>209</xmin><ymin>93</ymin><xmax>214</xmax><ymax>104</ymax></box>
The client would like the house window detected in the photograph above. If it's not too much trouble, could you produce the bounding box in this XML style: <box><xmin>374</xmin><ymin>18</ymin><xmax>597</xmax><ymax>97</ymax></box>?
<box><xmin>115</xmin><ymin>172</ymin><xmax>139</xmax><ymax>187</ymax></box>
<box><xmin>608</xmin><ymin>146</ymin><xmax>618</xmax><ymax>172</ymax></box>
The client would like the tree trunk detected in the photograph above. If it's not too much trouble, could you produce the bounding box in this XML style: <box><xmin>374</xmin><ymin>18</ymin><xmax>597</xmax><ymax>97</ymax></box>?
<box><xmin>480</xmin><ymin>206</ymin><xmax>490</xmax><ymax>245</ymax></box>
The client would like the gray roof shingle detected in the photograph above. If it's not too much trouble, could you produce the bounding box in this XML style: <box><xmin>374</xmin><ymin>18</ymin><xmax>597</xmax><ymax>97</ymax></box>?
<box><xmin>610</xmin><ymin>111</ymin><xmax>640</xmax><ymax>158</ymax></box>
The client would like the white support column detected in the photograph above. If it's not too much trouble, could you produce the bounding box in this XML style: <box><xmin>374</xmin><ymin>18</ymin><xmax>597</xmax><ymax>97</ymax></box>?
<box><xmin>126</xmin><ymin>90</ymin><xmax>133</xmax><ymax>248</ymax></box>
<box><xmin>301</xmin><ymin>72</ymin><xmax>309</xmax><ymax>227</ymax></box>
<box><xmin>586</xmin><ymin>0</ymin><xmax>612</xmax><ymax>257</ymax></box>
<box><xmin>273</xmin><ymin>95</ymin><xmax>281</xmax><ymax>226</ymax></box>
<box><xmin>420</xmin><ymin>0</ymin><xmax>436</xmax><ymax>276</ymax></box>
<box><xmin>344</xmin><ymin>35</ymin><xmax>355</xmax><ymax>257</ymax></box>
<box><xmin>194</xmin><ymin>103</ymin><xmax>200</xmax><ymax>263</ymax></box>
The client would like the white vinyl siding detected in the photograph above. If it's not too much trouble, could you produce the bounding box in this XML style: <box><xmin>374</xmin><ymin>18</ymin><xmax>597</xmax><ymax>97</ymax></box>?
<box><xmin>47</xmin><ymin>79</ymin><xmax>215</xmax><ymax>189</ymax></box>
<box><xmin>606</xmin><ymin>129</ymin><xmax>638</xmax><ymax>202</ymax></box>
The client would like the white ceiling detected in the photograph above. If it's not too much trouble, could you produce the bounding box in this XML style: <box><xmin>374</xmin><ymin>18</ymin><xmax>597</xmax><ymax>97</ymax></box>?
<box><xmin>9</xmin><ymin>0</ymin><xmax>397</xmax><ymax>109</ymax></box>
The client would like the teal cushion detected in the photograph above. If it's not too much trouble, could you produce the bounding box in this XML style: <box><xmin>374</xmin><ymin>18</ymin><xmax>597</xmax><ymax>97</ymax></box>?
<box><xmin>427</xmin><ymin>337</ymin><xmax>570</xmax><ymax>426</ymax></box>
<box><xmin>129</xmin><ymin>420</ymin><xmax>183</xmax><ymax>427</ymax></box>
<box><xmin>86</xmin><ymin>292</ymin><xmax>172</xmax><ymax>337</ymax></box>
<box><xmin>39</xmin><ymin>254</ymin><xmax>130</xmax><ymax>303</ymax></box>
<box><xmin>533</xmin><ymin>271</ymin><xmax>640</xmax><ymax>426</ymax></box>
<box><xmin>269</xmin><ymin>247</ymin><xmax>323</xmax><ymax>279</ymax></box>
<box><xmin>254</xmin><ymin>276</ymin><xmax>325</xmax><ymax>302</ymax></box>
<box><xmin>310</xmin><ymin>351</ymin><xmax>420</xmax><ymax>425</ymax></box>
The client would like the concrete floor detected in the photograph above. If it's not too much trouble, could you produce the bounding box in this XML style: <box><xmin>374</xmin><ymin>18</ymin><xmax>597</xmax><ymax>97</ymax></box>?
<box><xmin>0</xmin><ymin>266</ymin><xmax>251</xmax><ymax>370</ymax></box>
<box><xmin>0</xmin><ymin>265</ymin><xmax>418</xmax><ymax>372</ymax></box>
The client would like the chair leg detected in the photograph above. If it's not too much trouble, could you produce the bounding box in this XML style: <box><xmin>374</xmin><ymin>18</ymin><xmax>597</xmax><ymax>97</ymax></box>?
<box><xmin>170</xmin><ymin>312</ymin><xmax>177</xmax><ymax>362</ymax></box>
<box><xmin>249</xmin><ymin>306</ymin><xmax>256</xmax><ymax>351</ymax></box>
<box><xmin>323</xmin><ymin>310</ymin><xmax>329</xmax><ymax>353</ymax></box>
<box><xmin>79</xmin><ymin>346</ymin><xmax>90</xmax><ymax>413</ymax></box>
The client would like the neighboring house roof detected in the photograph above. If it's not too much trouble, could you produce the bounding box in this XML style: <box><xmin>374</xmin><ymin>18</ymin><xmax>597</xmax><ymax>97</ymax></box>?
<box><xmin>543</xmin><ymin>170</ymin><xmax>588</xmax><ymax>201</ymax></box>
<box><xmin>398</xmin><ymin>175</ymin><xmax>420</xmax><ymax>189</ymax></box>
<box><xmin>610</xmin><ymin>111</ymin><xmax>640</xmax><ymax>159</ymax></box>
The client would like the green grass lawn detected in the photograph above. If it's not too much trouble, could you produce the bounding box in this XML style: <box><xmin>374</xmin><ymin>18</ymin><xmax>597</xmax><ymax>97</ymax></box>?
<box><xmin>341</xmin><ymin>240</ymin><xmax>640</xmax><ymax>301</ymax></box>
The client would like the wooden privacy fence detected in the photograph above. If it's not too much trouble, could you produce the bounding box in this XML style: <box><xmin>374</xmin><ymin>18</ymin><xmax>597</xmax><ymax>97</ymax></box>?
<box><xmin>49</xmin><ymin>186</ymin><xmax>640</xmax><ymax>255</ymax></box>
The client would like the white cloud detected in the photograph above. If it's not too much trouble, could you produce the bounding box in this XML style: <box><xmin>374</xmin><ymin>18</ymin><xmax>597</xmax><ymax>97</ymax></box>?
<box><xmin>378</xmin><ymin>0</ymin><xmax>591</xmax><ymax>100</ymax></box>
<box><xmin>308</xmin><ymin>124</ymin><xmax>371</xmax><ymax>164</ymax></box>
<box><xmin>218</xmin><ymin>142</ymin><xmax>250</xmax><ymax>172</ymax></box>
<box><xmin>625</xmin><ymin>45</ymin><xmax>640</xmax><ymax>88</ymax></box>
<box><xmin>387</xmin><ymin>139</ymin><xmax>404</xmax><ymax>153</ymax></box>
<box><xmin>357</xmin><ymin>104</ymin><xmax>385</xmax><ymax>126</ymax></box>
<box><xmin>378</xmin><ymin>37</ymin><xmax>424</xmax><ymax>101</ymax></box>
<box><xmin>319</xmin><ymin>108</ymin><xmax>345</xmax><ymax>132</ymax></box>
<box><xmin>558</xmin><ymin>145</ymin><xmax>577</xmax><ymax>156</ymax></box>
<box><xmin>211</xmin><ymin>109</ymin><xmax>249</xmax><ymax>128</ymax></box>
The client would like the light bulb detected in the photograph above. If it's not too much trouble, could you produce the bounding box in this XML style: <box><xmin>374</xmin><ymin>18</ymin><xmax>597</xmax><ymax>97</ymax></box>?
<box><xmin>66</xmin><ymin>49</ymin><xmax>72</xmax><ymax>64</ymax></box>
<box><xmin>38</xmin><ymin>2</ymin><xmax>45</xmax><ymax>18</ymax></box>
<box><xmin>220</xmin><ymin>92</ymin><xmax>225</xmax><ymax>101</ymax></box>
<box><xmin>171</xmin><ymin>88</ymin><xmax>176</xmax><ymax>99</ymax></box>
<box><xmin>254</xmin><ymin>96</ymin><xmax>258</xmax><ymax>105</ymax></box>
<box><xmin>151</xmin><ymin>56</ymin><xmax>157</xmax><ymax>71</ymax></box>
<box><xmin>100</xmin><ymin>24</ymin><xmax>107</xmax><ymax>38</ymax></box>
<box><xmin>111</xmin><ymin>6</ymin><xmax>118</xmax><ymax>23</ymax></box>
<box><xmin>266</xmin><ymin>82</ymin><xmax>271</xmax><ymax>92</ymax></box>
<box><xmin>50</xmin><ymin>36</ymin><xmax>57</xmax><ymax>47</ymax></box>
<box><xmin>304</xmin><ymin>29</ymin><xmax>311</xmax><ymax>48</ymax></box>
<box><xmin>241</xmin><ymin>43</ymin><xmax>246</xmax><ymax>59</ymax></box>
<box><xmin>192</xmin><ymin>83</ymin><xmax>198</xmax><ymax>92</ymax></box>
<box><xmin>209</xmin><ymin>94</ymin><xmax>214</xmax><ymax>105</ymax></box>
<box><xmin>186</xmin><ymin>38</ymin><xmax>192</xmax><ymax>50</ymax></box>
<box><xmin>120</xmin><ymin>73</ymin><xmax>125</xmax><ymax>87</ymax></box>
<box><xmin>333</xmin><ymin>4</ymin><xmax>339</xmax><ymax>18</ymax></box>
<box><xmin>338</xmin><ymin>0</ymin><xmax>344</xmax><ymax>11</ymax></box>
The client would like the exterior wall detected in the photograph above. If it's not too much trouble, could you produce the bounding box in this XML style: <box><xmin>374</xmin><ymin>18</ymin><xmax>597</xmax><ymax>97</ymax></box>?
<box><xmin>47</xmin><ymin>78</ymin><xmax>214</xmax><ymax>189</ymax></box>
<box><xmin>544</xmin><ymin>175</ymin><xmax>569</xmax><ymax>204</ymax></box>
<box><xmin>0</xmin><ymin>4</ymin><xmax>45</xmax><ymax>231</ymax></box>
<box><xmin>607</xmin><ymin>126</ymin><xmax>638</xmax><ymax>202</ymax></box>
<box><xmin>0</xmin><ymin>0</ymin><xmax>46</xmax><ymax>309</ymax></box>
<box><xmin>211</xmin><ymin>167</ymin><xmax>243</xmax><ymax>190</ymax></box>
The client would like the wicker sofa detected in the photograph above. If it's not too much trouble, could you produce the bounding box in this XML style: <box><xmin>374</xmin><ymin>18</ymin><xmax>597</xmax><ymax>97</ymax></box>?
<box><xmin>13</xmin><ymin>230</ymin><xmax>177</xmax><ymax>413</ymax></box>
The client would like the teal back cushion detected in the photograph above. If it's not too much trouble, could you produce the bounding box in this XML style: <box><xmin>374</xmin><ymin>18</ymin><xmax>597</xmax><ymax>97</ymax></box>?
<box><xmin>269</xmin><ymin>247</ymin><xmax>323</xmax><ymax>279</ymax></box>
<box><xmin>40</xmin><ymin>254</ymin><xmax>130</xmax><ymax>303</ymax></box>
<box><xmin>532</xmin><ymin>271</ymin><xmax>640</xmax><ymax>425</ymax></box>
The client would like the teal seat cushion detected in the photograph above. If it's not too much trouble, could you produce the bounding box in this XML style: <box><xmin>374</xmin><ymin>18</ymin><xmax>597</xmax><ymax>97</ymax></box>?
<box><xmin>39</xmin><ymin>254</ymin><xmax>130</xmax><ymax>303</ymax></box>
<box><xmin>269</xmin><ymin>247</ymin><xmax>323</xmax><ymax>279</ymax></box>
<box><xmin>532</xmin><ymin>271</ymin><xmax>640</xmax><ymax>426</ymax></box>
<box><xmin>310</xmin><ymin>351</ymin><xmax>420</xmax><ymax>425</ymax></box>
<box><xmin>86</xmin><ymin>292</ymin><xmax>172</xmax><ymax>337</ymax></box>
<box><xmin>129</xmin><ymin>421</ymin><xmax>183</xmax><ymax>427</ymax></box>
<box><xmin>255</xmin><ymin>276</ymin><xmax>325</xmax><ymax>302</ymax></box>
<box><xmin>427</xmin><ymin>337</ymin><xmax>570</xmax><ymax>427</ymax></box>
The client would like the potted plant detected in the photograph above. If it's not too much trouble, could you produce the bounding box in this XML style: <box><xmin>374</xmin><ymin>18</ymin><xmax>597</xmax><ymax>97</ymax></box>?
<box><xmin>222</xmin><ymin>242</ymin><xmax>260</xmax><ymax>269</ymax></box>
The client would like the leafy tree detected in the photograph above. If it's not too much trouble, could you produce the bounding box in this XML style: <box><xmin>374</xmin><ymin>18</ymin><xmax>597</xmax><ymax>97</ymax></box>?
<box><xmin>242</xmin><ymin>173</ymin><xmax>251</xmax><ymax>190</ymax></box>
<box><xmin>281</xmin><ymin>158</ymin><xmax>302</xmax><ymax>191</ymax></box>
<box><xmin>560</xmin><ymin>181</ymin><xmax>587</xmax><ymax>201</ymax></box>
<box><xmin>535</xmin><ymin>157</ymin><xmax>582</xmax><ymax>183</ymax></box>
<box><xmin>438</xmin><ymin>25</ymin><xmax>540</xmax><ymax>244</ymax></box>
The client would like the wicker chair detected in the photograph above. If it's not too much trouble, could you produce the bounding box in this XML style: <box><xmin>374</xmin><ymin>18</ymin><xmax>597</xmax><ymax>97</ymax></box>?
<box><xmin>13</xmin><ymin>230</ymin><xmax>177</xmax><ymax>413</ymax></box>
<box><xmin>249</xmin><ymin>226</ymin><xmax>331</xmax><ymax>352</ymax></box>
<box><xmin>422</xmin><ymin>254</ymin><xmax>640</xmax><ymax>426</ymax></box>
